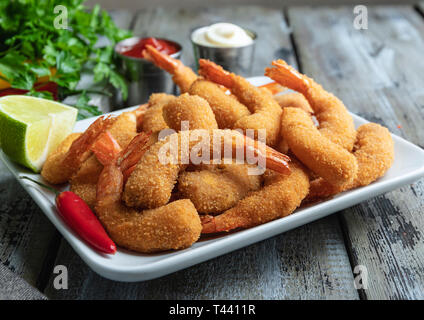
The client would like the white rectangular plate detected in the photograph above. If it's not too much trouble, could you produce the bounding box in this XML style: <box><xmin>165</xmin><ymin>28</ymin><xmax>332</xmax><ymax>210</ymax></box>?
<box><xmin>2</xmin><ymin>76</ymin><xmax>424</xmax><ymax>282</ymax></box>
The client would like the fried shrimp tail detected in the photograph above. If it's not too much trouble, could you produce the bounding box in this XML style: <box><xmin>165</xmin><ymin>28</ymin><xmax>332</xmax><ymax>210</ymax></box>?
<box><xmin>198</xmin><ymin>59</ymin><xmax>234</xmax><ymax>88</ymax></box>
<box><xmin>91</xmin><ymin>130</ymin><xmax>152</xmax><ymax>182</ymax></box>
<box><xmin>199</xmin><ymin>59</ymin><xmax>282</xmax><ymax>147</ymax></box>
<box><xmin>258</xmin><ymin>81</ymin><xmax>287</xmax><ymax>95</ymax></box>
<box><xmin>41</xmin><ymin>116</ymin><xmax>116</xmax><ymax>184</ymax></box>
<box><xmin>69</xmin><ymin>111</ymin><xmax>139</xmax><ymax>208</ymax></box>
<box><xmin>242</xmin><ymin>134</ymin><xmax>291</xmax><ymax>175</ymax></box>
<box><xmin>143</xmin><ymin>45</ymin><xmax>197</xmax><ymax>93</ymax></box>
<box><xmin>123</xmin><ymin>129</ymin><xmax>291</xmax><ymax>209</ymax></box>
<box><xmin>265</xmin><ymin>59</ymin><xmax>356</xmax><ymax>151</ymax></box>
<box><xmin>90</xmin><ymin>131</ymin><xmax>122</xmax><ymax>166</ymax></box>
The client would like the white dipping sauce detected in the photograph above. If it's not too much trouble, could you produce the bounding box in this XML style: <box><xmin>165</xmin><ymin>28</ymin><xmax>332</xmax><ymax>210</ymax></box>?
<box><xmin>191</xmin><ymin>23</ymin><xmax>253</xmax><ymax>48</ymax></box>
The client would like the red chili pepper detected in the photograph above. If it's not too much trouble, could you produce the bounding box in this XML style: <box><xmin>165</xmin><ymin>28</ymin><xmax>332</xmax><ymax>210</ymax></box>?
<box><xmin>21</xmin><ymin>176</ymin><xmax>116</xmax><ymax>254</ymax></box>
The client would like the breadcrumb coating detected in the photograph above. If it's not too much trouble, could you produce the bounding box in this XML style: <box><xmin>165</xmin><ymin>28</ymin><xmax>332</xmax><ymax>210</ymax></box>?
<box><xmin>188</xmin><ymin>79</ymin><xmax>250</xmax><ymax>129</ymax></box>
<box><xmin>274</xmin><ymin>92</ymin><xmax>313</xmax><ymax>114</ymax></box>
<box><xmin>162</xmin><ymin>93</ymin><xmax>218</xmax><ymax>130</ymax></box>
<box><xmin>70</xmin><ymin>111</ymin><xmax>138</xmax><ymax>207</ymax></box>
<box><xmin>123</xmin><ymin>129</ymin><xmax>290</xmax><ymax>209</ymax></box>
<box><xmin>201</xmin><ymin>160</ymin><xmax>309</xmax><ymax>233</ymax></box>
<box><xmin>178</xmin><ymin>164</ymin><xmax>262</xmax><ymax>214</ymax></box>
<box><xmin>41</xmin><ymin>133</ymin><xmax>81</xmax><ymax>184</ymax></box>
<box><xmin>96</xmin><ymin>163</ymin><xmax>201</xmax><ymax>253</ymax></box>
<box><xmin>265</xmin><ymin>59</ymin><xmax>356</xmax><ymax>151</ymax></box>
<box><xmin>141</xmin><ymin>93</ymin><xmax>175</xmax><ymax>133</ymax></box>
<box><xmin>307</xmin><ymin>123</ymin><xmax>394</xmax><ymax>200</ymax></box>
<box><xmin>281</xmin><ymin>107</ymin><xmax>357</xmax><ymax>189</ymax></box>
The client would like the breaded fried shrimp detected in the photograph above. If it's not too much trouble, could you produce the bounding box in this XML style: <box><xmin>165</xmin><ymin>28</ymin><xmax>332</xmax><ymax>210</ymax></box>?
<box><xmin>41</xmin><ymin>133</ymin><xmax>81</xmax><ymax>183</ymax></box>
<box><xmin>141</xmin><ymin>93</ymin><xmax>175</xmax><ymax>134</ymax></box>
<box><xmin>95</xmin><ymin>133</ymin><xmax>201</xmax><ymax>253</ymax></box>
<box><xmin>41</xmin><ymin>116</ymin><xmax>115</xmax><ymax>184</ymax></box>
<box><xmin>143</xmin><ymin>48</ymin><xmax>251</xmax><ymax>131</ymax></box>
<box><xmin>281</xmin><ymin>107</ymin><xmax>357</xmax><ymax>189</ymax></box>
<box><xmin>307</xmin><ymin>123</ymin><xmax>394</xmax><ymax>200</ymax></box>
<box><xmin>351</xmin><ymin>123</ymin><xmax>394</xmax><ymax>186</ymax></box>
<box><xmin>69</xmin><ymin>112</ymin><xmax>138</xmax><ymax>207</ymax></box>
<box><xmin>107</xmin><ymin>111</ymin><xmax>138</xmax><ymax>148</ymax></box>
<box><xmin>199</xmin><ymin>59</ymin><xmax>282</xmax><ymax>147</ymax></box>
<box><xmin>188</xmin><ymin>79</ymin><xmax>251</xmax><ymax>129</ymax></box>
<box><xmin>162</xmin><ymin>93</ymin><xmax>218</xmax><ymax>130</ymax></box>
<box><xmin>162</xmin><ymin>94</ymin><xmax>262</xmax><ymax>214</ymax></box>
<box><xmin>123</xmin><ymin>129</ymin><xmax>291</xmax><ymax>209</ymax></box>
<box><xmin>274</xmin><ymin>92</ymin><xmax>313</xmax><ymax>114</ymax></box>
<box><xmin>274</xmin><ymin>92</ymin><xmax>314</xmax><ymax>154</ymax></box>
<box><xmin>70</xmin><ymin>155</ymin><xmax>104</xmax><ymax>208</ymax></box>
<box><xmin>135</xmin><ymin>103</ymin><xmax>148</xmax><ymax>132</ymax></box>
<box><xmin>144</xmin><ymin>46</ymin><xmax>252</xmax><ymax>130</ymax></box>
<box><xmin>265</xmin><ymin>59</ymin><xmax>356</xmax><ymax>151</ymax></box>
<box><xmin>178</xmin><ymin>164</ymin><xmax>262</xmax><ymax>214</ymax></box>
<box><xmin>143</xmin><ymin>45</ymin><xmax>197</xmax><ymax>93</ymax></box>
<box><xmin>201</xmin><ymin>160</ymin><xmax>309</xmax><ymax>233</ymax></box>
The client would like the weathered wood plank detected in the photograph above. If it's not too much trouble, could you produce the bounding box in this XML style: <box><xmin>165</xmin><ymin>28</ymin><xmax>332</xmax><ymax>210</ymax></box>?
<box><xmin>0</xmin><ymin>161</ymin><xmax>59</xmax><ymax>288</ymax></box>
<box><xmin>109</xmin><ymin>9</ymin><xmax>137</xmax><ymax>29</ymax></box>
<box><xmin>45</xmin><ymin>6</ymin><xmax>358</xmax><ymax>300</ymax></box>
<box><xmin>289</xmin><ymin>5</ymin><xmax>424</xmax><ymax>299</ymax></box>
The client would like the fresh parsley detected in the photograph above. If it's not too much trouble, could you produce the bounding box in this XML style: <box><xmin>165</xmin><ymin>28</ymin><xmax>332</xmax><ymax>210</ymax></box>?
<box><xmin>0</xmin><ymin>0</ymin><xmax>132</xmax><ymax>118</ymax></box>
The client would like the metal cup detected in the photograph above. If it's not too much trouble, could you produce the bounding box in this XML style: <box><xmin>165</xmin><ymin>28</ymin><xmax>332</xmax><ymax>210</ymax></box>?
<box><xmin>190</xmin><ymin>26</ymin><xmax>257</xmax><ymax>77</ymax></box>
<box><xmin>114</xmin><ymin>37</ymin><xmax>182</xmax><ymax>107</ymax></box>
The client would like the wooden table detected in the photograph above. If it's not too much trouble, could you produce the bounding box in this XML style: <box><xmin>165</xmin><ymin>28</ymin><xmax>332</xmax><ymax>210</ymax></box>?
<box><xmin>1</xmin><ymin>4</ymin><xmax>424</xmax><ymax>300</ymax></box>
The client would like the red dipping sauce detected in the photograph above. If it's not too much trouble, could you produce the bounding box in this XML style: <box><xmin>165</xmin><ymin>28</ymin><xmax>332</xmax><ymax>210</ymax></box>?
<box><xmin>119</xmin><ymin>37</ymin><xmax>179</xmax><ymax>58</ymax></box>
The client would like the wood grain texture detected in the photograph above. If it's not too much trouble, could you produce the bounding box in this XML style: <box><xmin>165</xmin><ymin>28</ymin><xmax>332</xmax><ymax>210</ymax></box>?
<box><xmin>44</xmin><ymin>6</ymin><xmax>358</xmax><ymax>300</ymax></box>
<box><xmin>132</xmin><ymin>5</ymin><xmax>297</xmax><ymax>75</ymax></box>
<box><xmin>0</xmin><ymin>161</ymin><xmax>58</xmax><ymax>287</ymax></box>
<box><xmin>288</xmin><ymin>5</ymin><xmax>424</xmax><ymax>299</ymax></box>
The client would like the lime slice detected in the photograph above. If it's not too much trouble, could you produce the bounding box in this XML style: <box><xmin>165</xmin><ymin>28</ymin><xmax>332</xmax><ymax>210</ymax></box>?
<box><xmin>0</xmin><ymin>95</ymin><xmax>78</xmax><ymax>172</ymax></box>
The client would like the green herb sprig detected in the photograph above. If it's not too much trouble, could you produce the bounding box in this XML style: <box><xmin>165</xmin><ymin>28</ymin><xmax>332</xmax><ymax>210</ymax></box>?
<box><xmin>0</xmin><ymin>0</ymin><xmax>132</xmax><ymax>119</ymax></box>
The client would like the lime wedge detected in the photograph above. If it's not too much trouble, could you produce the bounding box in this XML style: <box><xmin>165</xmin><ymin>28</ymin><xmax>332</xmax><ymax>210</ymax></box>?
<box><xmin>0</xmin><ymin>95</ymin><xmax>78</xmax><ymax>172</ymax></box>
